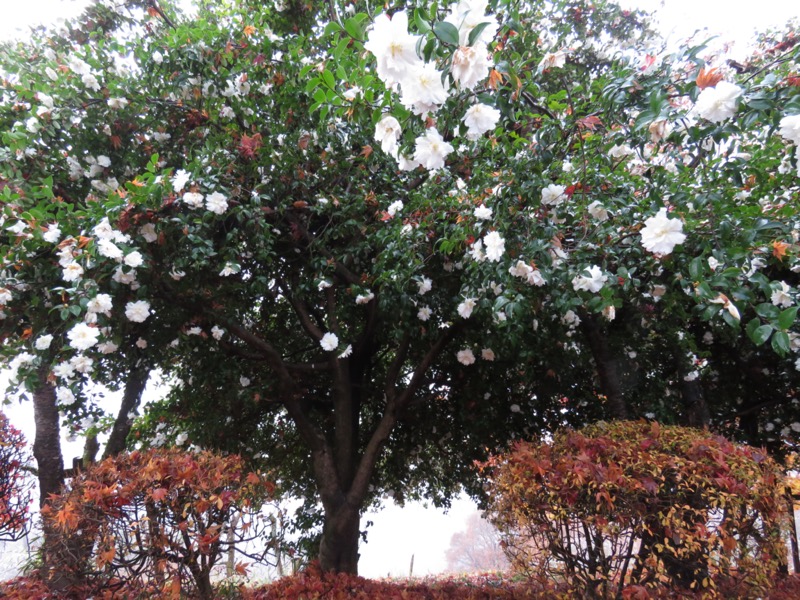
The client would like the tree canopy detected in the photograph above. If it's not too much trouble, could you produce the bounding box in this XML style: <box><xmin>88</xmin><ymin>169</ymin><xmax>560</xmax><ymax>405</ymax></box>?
<box><xmin>0</xmin><ymin>0</ymin><xmax>798</xmax><ymax>575</ymax></box>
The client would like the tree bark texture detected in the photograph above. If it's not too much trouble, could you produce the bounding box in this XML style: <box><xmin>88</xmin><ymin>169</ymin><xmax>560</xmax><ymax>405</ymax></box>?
<box><xmin>102</xmin><ymin>366</ymin><xmax>150</xmax><ymax>459</ymax></box>
<box><xmin>581</xmin><ymin>315</ymin><xmax>629</xmax><ymax>420</ymax></box>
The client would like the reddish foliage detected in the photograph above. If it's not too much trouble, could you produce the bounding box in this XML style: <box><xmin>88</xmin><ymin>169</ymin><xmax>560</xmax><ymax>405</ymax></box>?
<box><xmin>0</xmin><ymin>411</ymin><xmax>32</xmax><ymax>542</ymax></box>
<box><xmin>41</xmin><ymin>449</ymin><xmax>278</xmax><ymax>600</ymax></box>
<box><xmin>481</xmin><ymin>421</ymin><xmax>788</xmax><ymax>598</ymax></box>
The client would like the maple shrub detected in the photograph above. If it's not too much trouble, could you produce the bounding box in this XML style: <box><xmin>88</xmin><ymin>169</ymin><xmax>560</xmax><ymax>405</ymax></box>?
<box><xmin>482</xmin><ymin>421</ymin><xmax>788</xmax><ymax>599</ymax></box>
<box><xmin>0</xmin><ymin>411</ymin><xmax>32</xmax><ymax>542</ymax></box>
<box><xmin>42</xmin><ymin>448</ymin><xmax>280</xmax><ymax>600</ymax></box>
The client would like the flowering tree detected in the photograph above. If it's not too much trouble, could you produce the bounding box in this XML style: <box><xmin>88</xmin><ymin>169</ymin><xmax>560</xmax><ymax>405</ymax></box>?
<box><xmin>0</xmin><ymin>0</ymin><xmax>799</xmax><ymax>578</ymax></box>
<box><xmin>445</xmin><ymin>511</ymin><xmax>509</xmax><ymax>573</ymax></box>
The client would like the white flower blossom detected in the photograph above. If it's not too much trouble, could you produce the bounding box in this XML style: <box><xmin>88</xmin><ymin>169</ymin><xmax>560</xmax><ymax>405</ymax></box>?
<box><xmin>183</xmin><ymin>191</ymin><xmax>204</xmax><ymax>208</ymax></box>
<box><xmin>67</xmin><ymin>323</ymin><xmax>100</xmax><ymax>351</ymax></box>
<box><xmin>364</xmin><ymin>12</ymin><xmax>422</xmax><ymax>86</ymax></box>
<box><xmin>124</xmin><ymin>251</ymin><xmax>144</xmax><ymax>268</ymax></box>
<box><xmin>463</xmin><ymin>103</ymin><xmax>501</xmax><ymax>139</ymax></box>
<box><xmin>417</xmin><ymin>306</ymin><xmax>432</xmax><ymax>321</ymax></box>
<box><xmin>541</xmin><ymin>184</ymin><xmax>567</xmax><ymax>207</ymax></box>
<box><xmin>587</xmin><ymin>201</ymin><xmax>609</xmax><ymax>221</ymax></box>
<box><xmin>320</xmin><ymin>332</ymin><xmax>339</xmax><ymax>351</ymax></box>
<box><xmin>413</xmin><ymin>128</ymin><xmax>453</xmax><ymax>171</ymax></box>
<box><xmin>473</xmin><ymin>204</ymin><xmax>493</xmax><ymax>220</ymax></box>
<box><xmin>539</xmin><ymin>50</ymin><xmax>567</xmax><ymax>70</ymax></box>
<box><xmin>35</xmin><ymin>335</ymin><xmax>53</xmax><ymax>350</ymax></box>
<box><xmin>572</xmin><ymin>265</ymin><xmax>608</xmax><ymax>293</ymax></box>
<box><xmin>387</xmin><ymin>200</ymin><xmax>403</xmax><ymax>217</ymax></box>
<box><xmin>374</xmin><ymin>115</ymin><xmax>402</xmax><ymax>156</ymax></box>
<box><xmin>481</xmin><ymin>348</ymin><xmax>495</xmax><ymax>361</ymax></box>
<box><xmin>125</xmin><ymin>300</ymin><xmax>151</xmax><ymax>323</ymax></box>
<box><xmin>87</xmin><ymin>293</ymin><xmax>113</xmax><ymax>315</ymax></box>
<box><xmin>206</xmin><ymin>192</ymin><xmax>228</xmax><ymax>214</ymax></box>
<box><xmin>171</xmin><ymin>169</ymin><xmax>191</xmax><ymax>192</ymax></box>
<box><xmin>640</xmin><ymin>208</ymin><xmax>686</xmax><ymax>255</ymax></box>
<box><xmin>355</xmin><ymin>292</ymin><xmax>375</xmax><ymax>305</ymax></box>
<box><xmin>451</xmin><ymin>45</ymin><xmax>491</xmax><ymax>91</ymax></box>
<box><xmin>483</xmin><ymin>231</ymin><xmax>505</xmax><ymax>262</ymax></box>
<box><xmin>771</xmin><ymin>281</ymin><xmax>793</xmax><ymax>308</ymax></box>
<box><xmin>457</xmin><ymin>348</ymin><xmax>476</xmax><ymax>365</ymax></box>
<box><xmin>457</xmin><ymin>298</ymin><xmax>477</xmax><ymax>319</ymax></box>
<box><xmin>693</xmin><ymin>81</ymin><xmax>743</xmax><ymax>123</ymax></box>
<box><xmin>43</xmin><ymin>224</ymin><xmax>62</xmax><ymax>243</ymax></box>
<box><xmin>62</xmin><ymin>262</ymin><xmax>84</xmax><ymax>282</ymax></box>
<box><xmin>97</xmin><ymin>238</ymin><xmax>123</xmax><ymax>260</ymax></box>
<box><xmin>779</xmin><ymin>114</ymin><xmax>800</xmax><ymax>145</ymax></box>
<box><xmin>417</xmin><ymin>277</ymin><xmax>432</xmax><ymax>295</ymax></box>
<box><xmin>338</xmin><ymin>345</ymin><xmax>353</xmax><ymax>358</ymax></box>
<box><xmin>211</xmin><ymin>325</ymin><xmax>225</xmax><ymax>340</ymax></box>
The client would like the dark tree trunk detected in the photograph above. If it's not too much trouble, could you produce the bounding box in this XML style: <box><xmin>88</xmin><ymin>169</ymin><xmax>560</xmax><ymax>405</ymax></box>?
<box><xmin>32</xmin><ymin>366</ymin><xmax>65</xmax><ymax>508</ymax></box>
<box><xmin>102</xmin><ymin>366</ymin><xmax>149</xmax><ymax>459</ymax></box>
<box><xmin>318</xmin><ymin>503</ymin><xmax>361</xmax><ymax>574</ymax></box>
<box><xmin>581</xmin><ymin>315</ymin><xmax>629</xmax><ymax>420</ymax></box>
<box><xmin>31</xmin><ymin>366</ymin><xmax>72</xmax><ymax>590</ymax></box>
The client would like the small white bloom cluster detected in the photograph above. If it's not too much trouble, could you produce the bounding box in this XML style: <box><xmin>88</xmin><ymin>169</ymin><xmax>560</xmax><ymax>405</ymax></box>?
<box><xmin>366</xmin><ymin>2</ymin><xmax>501</xmax><ymax>171</ymax></box>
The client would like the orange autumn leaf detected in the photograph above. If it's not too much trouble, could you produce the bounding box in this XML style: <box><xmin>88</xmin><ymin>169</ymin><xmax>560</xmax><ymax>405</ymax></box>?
<box><xmin>243</xmin><ymin>25</ymin><xmax>256</xmax><ymax>37</ymax></box>
<box><xmin>488</xmin><ymin>69</ymin><xmax>504</xmax><ymax>90</ymax></box>
<box><xmin>773</xmin><ymin>240</ymin><xmax>790</xmax><ymax>260</ymax></box>
<box><xmin>360</xmin><ymin>145</ymin><xmax>373</xmax><ymax>159</ymax></box>
<box><xmin>696</xmin><ymin>67</ymin><xmax>724</xmax><ymax>90</ymax></box>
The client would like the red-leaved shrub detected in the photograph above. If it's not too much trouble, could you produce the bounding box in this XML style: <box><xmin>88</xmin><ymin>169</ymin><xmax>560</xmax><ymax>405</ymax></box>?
<box><xmin>0</xmin><ymin>411</ymin><xmax>32</xmax><ymax>542</ymax></box>
<box><xmin>42</xmin><ymin>448</ymin><xmax>279</xmax><ymax>599</ymax></box>
<box><xmin>482</xmin><ymin>421</ymin><xmax>788</xmax><ymax>599</ymax></box>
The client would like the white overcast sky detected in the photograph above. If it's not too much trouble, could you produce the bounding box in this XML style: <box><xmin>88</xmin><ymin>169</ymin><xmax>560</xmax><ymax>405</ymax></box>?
<box><xmin>1</xmin><ymin>0</ymin><xmax>798</xmax><ymax>581</ymax></box>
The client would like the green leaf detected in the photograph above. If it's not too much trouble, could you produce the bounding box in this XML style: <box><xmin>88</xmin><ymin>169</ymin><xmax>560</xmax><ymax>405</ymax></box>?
<box><xmin>754</xmin><ymin>302</ymin><xmax>780</xmax><ymax>320</ymax></box>
<box><xmin>323</xmin><ymin>21</ymin><xmax>342</xmax><ymax>37</ymax></box>
<box><xmin>771</xmin><ymin>331</ymin><xmax>790</xmax><ymax>356</ymax></box>
<box><xmin>778</xmin><ymin>306</ymin><xmax>798</xmax><ymax>330</ymax></box>
<box><xmin>433</xmin><ymin>22</ymin><xmax>460</xmax><ymax>46</ymax></box>
<box><xmin>344</xmin><ymin>17</ymin><xmax>364</xmax><ymax>41</ymax></box>
<box><xmin>748</xmin><ymin>323</ymin><xmax>773</xmax><ymax>346</ymax></box>
<box><xmin>467</xmin><ymin>22</ymin><xmax>491</xmax><ymax>46</ymax></box>
<box><xmin>413</xmin><ymin>9</ymin><xmax>431</xmax><ymax>33</ymax></box>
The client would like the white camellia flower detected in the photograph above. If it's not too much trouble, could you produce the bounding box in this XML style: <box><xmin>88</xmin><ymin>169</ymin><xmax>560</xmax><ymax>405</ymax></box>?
<box><xmin>457</xmin><ymin>298</ymin><xmax>477</xmax><ymax>319</ymax></box>
<box><xmin>62</xmin><ymin>262</ymin><xmax>84</xmax><ymax>282</ymax></box>
<box><xmin>107</xmin><ymin>97</ymin><xmax>128</xmax><ymax>109</ymax></box>
<box><xmin>693</xmin><ymin>81</ymin><xmax>743</xmax><ymax>123</ymax></box>
<box><xmin>483</xmin><ymin>231</ymin><xmax>505</xmax><ymax>262</ymax></box>
<box><xmin>481</xmin><ymin>348</ymin><xmax>495</xmax><ymax>361</ymax></box>
<box><xmin>172</xmin><ymin>169</ymin><xmax>191</xmax><ymax>191</ymax></box>
<box><xmin>67</xmin><ymin>323</ymin><xmax>100</xmax><ymax>351</ymax></box>
<box><xmin>413</xmin><ymin>128</ymin><xmax>454</xmax><ymax>171</ymax></box>
<box><xmin>355</xmin><ymin>292</ymin><xmax>375</xmax><ymax>304</ymax></box>
<box><xmin>206</xmin><ymin>192</ymin><xmax>228</xmax><ymax>214</ymax></box>
<box><xmin>640</xmin><ymin>208</ymin><xmax>686</xmax><ymax>255</ymax></box>
<box><xmin>400</xmin><ymin>62</ymin><xmax>449</xmax><ymax>115</ymax></box>
<box><xmin>456</xmin><ymin>348</ymin><xmax>476</xmax><ymax>366</ymax></box>
<box><xmin>463</xmin><ymin>103</ymin><xmax>501</xmax><ymax>140</ymax></box>
<box><xmin>124</xmin><ymin>251</ymin><xmax>144</xmax><ymax>268</ymax></box>
<box><xmin>451</xmin><ymin>45</ymin><xmax>491</xmax><ymax>91</ymax></box>
<box><xmin>320</xmin><ymin>332</ymin><xmax>339</xmax><ymax>351</ymax></box>
<box><xmin>444</xmin><ymin>0</ymin><xmax>499</xmax><ymax>46</ymax></box>
<box><xmin>417</xmin><ymin>306</ymin><xmax>432</xmax><ymax>321</ymax></box>
<box><xmin>473</xmin><ymin>204</ymin><xmax>492</xmax><ymax>220</ymax></box>
<box><xmin>417</xmin><ymin>277</ymin><xmax>432</xmax><ymax>295</ymax></box>
<box><xmin>56</xmin><ymin>387</ymin><xmax>76</xmax><ymax>406</ymax></box>
<box><xmin>87</xmin><ymin>293</ymin><xmax>113</xmax><ymax>315</ymax></box>
<box><xmin>211</xmin><ymin>325</ymin><xmax>225</xmax><ymax>340</ymax></box>
<box><xmin>43</xmin><ymin>224</ymin><xmax>61</xmax><ymax>243</ymax></box>
<box><xmin>35</xmin><ymin>335</ymin><xmax>53</xmax><ymax>350</ymax></box>
<box><xmin>125</xmin><ymin>300</ymin><xmax>152</xmax><ymax>323</ymax></box>
<box><xmin>183</xmin><ymin>191</ymin><xmax>204</xmax><ymax>208</ymax></box>
<box><xmin>97</xmin><ymin>239</ymin><xmax>123</xmax><ymax>260</ymax></box>
<box><xmin>771</xmin><ymin>281</ymin><xmax>793</xmax><ymax>308</ymax></box>
<box><xmin>587</xmin><ymin>201</ymin><xmax>609</xmax><ymax>221</ymax></box>
<box><xmin>53</xmin><ymin>361</ymin><xmax>75</xmax><ymax>379</ymax></box>
<box><xmin>70</xmin><ymin>355</ymin><xmax>94</xmax><ymax>373</ymax></box>
<box><xmin>387</xmin><ymin>200</ymin><xmax>403</xmax><ymax>217</ymax></box>
<box><xmin>541</xmin><ymin>184</ymin><xmax>567</xmax><ymax>206</ymax></box>
<box><xmin>374</xmin><ymin>115</ymin><xmax>402</xmax><ymax>156</ymax></box>
<box><xmin>572</xmin><ymin>265</ymin><xmax>608</xmax><ymax>293</ymax></box>
<box><xmin>778</xmin><ymin>114</ymin><xmax>800</xmax><ymax>146</ymax></box>
<box><xmin>364</xmin><ymin>12</ymin><xmax>421</xmax><ymax>86</ymax></box>
<box><xmin>338</xmin><ymin>345</ymin><xmax>353</xmax><ymax>358</ymax></box>
<box><xmin>140</xmin><ymin>223</ymin><xmax>158</xmax><ymax>243</ymax></box>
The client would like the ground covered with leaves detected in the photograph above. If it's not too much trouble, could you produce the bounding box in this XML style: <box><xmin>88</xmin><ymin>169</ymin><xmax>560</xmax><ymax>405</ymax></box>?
<box><xmin>4</xmin><ymin>568</ymin><xmax>800</xmax><ymax>599</ymax></box>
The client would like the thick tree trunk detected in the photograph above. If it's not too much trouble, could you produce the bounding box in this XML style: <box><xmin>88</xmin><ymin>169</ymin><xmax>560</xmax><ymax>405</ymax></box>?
<box><xmin>32</xmin><ymin>366</ymin><xmax>65</xmax><ymax>508</ymax></box>
<box><xmin>318</xmin><ymin>503</ymin><xmax>361</xmax><ymax>574</ymax></box>
<box><xmin>581</xmin><ymin>315</ymin><xmax>629</xmax><ymax>420</ymax></box>
<box><xmin>102</xmin><ymin>366</ymin><xmax>150</xmax><ymax>459</ymax></box>
<box><xmin>31</xmin><ymin>366</ymin><xmax>72</xmax><ymax>590</ymax></box>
